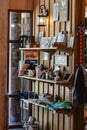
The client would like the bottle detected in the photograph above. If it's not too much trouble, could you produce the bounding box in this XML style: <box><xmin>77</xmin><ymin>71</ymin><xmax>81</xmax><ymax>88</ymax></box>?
<box><xmin>45</xmin><ymin>71</ymin><xmax>48</xmax><ymax>80</ymax></box>
<box><xmin>26</xmin><ymin>39</ymin><xmax>30</xmax><ymax>48</ymax></box>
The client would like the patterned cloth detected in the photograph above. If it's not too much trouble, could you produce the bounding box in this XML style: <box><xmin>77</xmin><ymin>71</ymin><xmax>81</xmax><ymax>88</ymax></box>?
<box><xmin>45</xmin><ymin>101</ymin><xmax>72</xmax><ymax>111</ymax></box>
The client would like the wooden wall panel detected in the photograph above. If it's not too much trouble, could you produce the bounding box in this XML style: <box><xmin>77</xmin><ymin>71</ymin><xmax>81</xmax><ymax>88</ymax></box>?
<box><xmin>33</xmin><ymin>0</ymin><xmax>39</xmax><ymax>40</ymax></box>
<box><xmin>45</xmin><ymin>0</ymin><xmax>50</xmax><ymax>36</ymax></box>
<box><xmin>8</xmin><ymin>0</ymin><xmax>33</xmax><ymax>10</ymax></box>
<box><xmin>0</xmin><ymin>0</ymin><xmax>9</xmax><ymax>129</ymax></box>
<box><xmin>49</xmin><ymin>0</ymin><xmax>55</xmax><ymax>36</ymax></box>
<box><xmin>32</xmin><ymin>0</ymin><xmax>82</xmax><ymax>130</ymax></box>
<box><xmin>85</xmin><ymin>0</ymin><xmax>87</xmax><ymax>4</ymax></box>
<box><xmin>54</xmin><ymin>0</ymin><xmax>59</xmax><ymax>36</ymax></box>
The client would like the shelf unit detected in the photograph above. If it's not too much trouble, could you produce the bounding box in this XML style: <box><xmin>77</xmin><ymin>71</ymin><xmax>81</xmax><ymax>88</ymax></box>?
<box><xmin>19</xmin><ymin>47</ymin><xmax>74</xmax><ymax>53</ymax></box>
<box><xmin>19</xmin><ymin>46</ymin><xmax>74</xmax><ymax>130</ymax></box>
<box><xmin>18</xmin><ymin>75</ymin><xmax>72</xmax><ymax>88</ymax></box>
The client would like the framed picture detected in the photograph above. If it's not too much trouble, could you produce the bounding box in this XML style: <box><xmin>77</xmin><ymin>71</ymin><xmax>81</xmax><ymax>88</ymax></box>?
<box><xmin>49</xmin><ymin>37</ymin><xmax>57</xmax><ymax>47</ymax></box>
<box><xmin>57</xmin><ymin>32</ymin><xmax>66</xmax><ymax>42</ymax></box>
<box><xmin>40</xmin><ymin>37</ymin><xmax>51</xmax><ymax>48</ymax></box>
<box><xmin>59</xmin><ymin>0</ymin><xmax>69</xmax><ymax>22</ymax></box>
<box><xmin>69</xmin><ymin>36</ymin><xmax>74</xmax><ymax>48</ymax></box>
<box><xmin>53</xmin><ymin>2</ymin><xmax>60</xmax><ymax>21</ymax></box>
<box><xmin>62</xmin><ymin>72</ymin><xmax>72</xmax><ymax>81</ymax></box>
<box><xmin>54</xmin><ymin>54</ymin><xmax>68</xmax><ymax>66</ymax></box>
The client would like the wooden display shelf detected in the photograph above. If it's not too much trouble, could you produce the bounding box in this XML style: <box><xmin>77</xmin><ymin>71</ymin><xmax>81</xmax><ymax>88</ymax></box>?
<box><xmin>20</xmin><ymin>98</ymin><xmax>73</xmax><ymax>115</ymax></box>
<box><xmin>19</xmin><ymin>47</ymin><xmax>74</xmax><ymax>53</ymax></box>
<box><xmin>18</xmin><ymin>75</ymin><xmax>72</xmax><ymax>87</ymax></box>
<box><xmin>19</xmin><ymin>47</ymin><xmax>57</xmax><ymax>51</ymax></box>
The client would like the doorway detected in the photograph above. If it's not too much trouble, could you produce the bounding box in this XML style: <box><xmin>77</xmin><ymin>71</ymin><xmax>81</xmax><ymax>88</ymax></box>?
<box><xmin>7</xmin><ymin>9</ymin><xmax>33</xmax><ymax>129</ymax></box>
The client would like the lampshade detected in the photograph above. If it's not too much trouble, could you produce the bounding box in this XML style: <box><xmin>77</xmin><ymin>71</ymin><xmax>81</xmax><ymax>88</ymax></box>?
<box><xmin>37</xmin><ymin>16</ymin><xmax>47</xmax><ymax>26</ymax></box>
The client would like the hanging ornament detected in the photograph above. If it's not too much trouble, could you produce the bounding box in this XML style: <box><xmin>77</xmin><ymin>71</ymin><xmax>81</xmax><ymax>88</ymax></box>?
<box><xmin>77</xmin><ymin>23</ymin><xmax>85</xmax><ymax>64</ymax></box>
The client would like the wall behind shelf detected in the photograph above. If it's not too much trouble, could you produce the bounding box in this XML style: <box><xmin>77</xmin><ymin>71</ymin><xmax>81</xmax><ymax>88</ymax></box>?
<box><xmin>33</xmin><ymin>1</ymin><xmax>74</xmax><ymax>130</ymax></box>
<box><xmin>33</xmin><ymin>0</ymin><xmax>75</xmax><ymax>41</ymax></box>
<box><xmin>32</xmin><ymin>0</ymin><xmax>84</xmax><ymax>130</ymax></box>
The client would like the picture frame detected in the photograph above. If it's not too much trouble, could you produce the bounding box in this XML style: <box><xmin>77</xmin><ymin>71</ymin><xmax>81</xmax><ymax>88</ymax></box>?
<box><xmin>57</xmin><ymin>32</ymin><xmax>66</xmax><ymax>43</ymax></box>
<box><xmin>62</xmin><ymin>72</ymin><xmax>72</xmax><ymax>81</ymax></box>
<box><xmin>40</xmin><ymin>37</ymin><xmax>52</xmax><ymax>48</ymax></box>
<box><xmin>59</xmin><ymin>0</ymin><xmax>69</xmax><ymax>22</ymax></box>
<box><xmin>49</xmin><ymin>37</ymin><xmax>57</xmax><ymax>47</ymax></box>
<box><xmin>54</xmin><ymin>54</ymin><xmax>68</xmax><ymax>66</ymax></box>
<box><xmin>53</xmin><ymin>2</ymin><xmax>60</xmax><ymax>21</ymax></box>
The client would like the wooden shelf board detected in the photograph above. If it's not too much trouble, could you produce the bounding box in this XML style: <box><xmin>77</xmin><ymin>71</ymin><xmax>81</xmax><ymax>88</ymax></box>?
<box><xmin>21</xmin><ymin>99</ymin><xmax>73</xmax><ymax>115</ymax></box>
<box><xmin>19</xmin><ymin>47</ymin><xmax>74</xmax><ymax>55</ymax></box>
<box><xmin>18</xmin><ymin>75</ymin><xmax>71</xmax><ymax>87</ymax></box>
<box><xmin>19</xmin><ymin>47</ymin><xmax>57</xmax><ymax>51</ymax></box>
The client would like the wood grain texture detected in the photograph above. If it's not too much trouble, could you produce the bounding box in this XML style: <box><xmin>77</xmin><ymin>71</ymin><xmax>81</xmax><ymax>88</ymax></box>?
<box><xmin>8</xmin><ymin>0</ymin><xmax>33</xmax><ymax>10</ymax></box>
<box><xmin>0</xmin><ymin>0</ymin><xmax>9</xmax><ymax>129</ymax></box>
<box><xmin>33</xmin><ymin>0</ymin><xmax>39</xmax><ymax>40</ymax></box>
<box><xmin>32</xmin><ymin>0</ymin><xmax>82</xmax><ymax>130</ymax></box>
<box><xmin>0</xmin><ymin>0</ymin><xmax>85</xmax><ymax>129</ymax></box>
